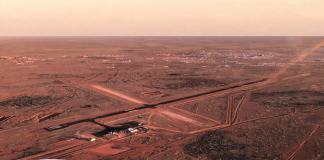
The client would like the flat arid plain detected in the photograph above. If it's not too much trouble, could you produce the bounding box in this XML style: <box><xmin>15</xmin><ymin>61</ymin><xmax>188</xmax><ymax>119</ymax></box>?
<box><xmin>0</xmin><ymin>37</ymin><xmax>324</xmax><ymax>160</ymax></box>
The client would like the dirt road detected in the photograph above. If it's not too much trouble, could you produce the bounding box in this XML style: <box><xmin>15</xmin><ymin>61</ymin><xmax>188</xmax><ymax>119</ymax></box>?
<box><xmin>90</xmin><ymin>84</ymin><xmax>147</xmax><ymax>104</ymax></box>
<box><xmin>226</xmin><ymin>95</ymin><xmax>233</xmax><ymax>125</ymax></box>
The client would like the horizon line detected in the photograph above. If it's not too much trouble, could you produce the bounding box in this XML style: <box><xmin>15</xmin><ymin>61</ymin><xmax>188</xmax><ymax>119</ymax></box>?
<box><xmin>1</xmin><ymin>36</ymin><xmax>324</xmax><ymax>37</ymax></box>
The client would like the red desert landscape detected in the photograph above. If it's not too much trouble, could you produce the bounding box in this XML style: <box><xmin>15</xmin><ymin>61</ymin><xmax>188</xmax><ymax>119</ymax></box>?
<box><xmin>0</xmin><ymin>37</ymin><xmax>324</xmax><ymax>160</ymax></box>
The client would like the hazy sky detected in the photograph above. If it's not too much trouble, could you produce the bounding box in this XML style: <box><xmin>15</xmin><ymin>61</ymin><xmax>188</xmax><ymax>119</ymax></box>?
<box><xmin>1</xmin><ymin>0</ymin><xmax>324</xmax><ymax>36</ymax></box>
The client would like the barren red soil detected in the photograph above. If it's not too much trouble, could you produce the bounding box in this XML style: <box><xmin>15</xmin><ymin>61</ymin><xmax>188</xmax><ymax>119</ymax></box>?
<box><xmin>0</xmin><ymin>37</ymin><xmax>324</xmax><ymax>160</ymax></box>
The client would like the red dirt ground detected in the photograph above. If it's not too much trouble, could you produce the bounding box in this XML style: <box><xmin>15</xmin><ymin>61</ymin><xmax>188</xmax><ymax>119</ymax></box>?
<box><xmin>1</xmin><ymin>37</ymin><xmax>324</xmax><ymax>160</ymax></box>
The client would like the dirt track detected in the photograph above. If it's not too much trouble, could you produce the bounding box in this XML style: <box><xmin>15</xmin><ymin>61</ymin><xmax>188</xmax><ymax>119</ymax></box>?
<box><xmin>226</xmin><ymin>95</ymin><xmax>233</xmax><ymax>125</ymax></box>
<box><xmin>90</xmin><ymin>84</ymin><xmax>147</xmax><ymax>104</ymax></box>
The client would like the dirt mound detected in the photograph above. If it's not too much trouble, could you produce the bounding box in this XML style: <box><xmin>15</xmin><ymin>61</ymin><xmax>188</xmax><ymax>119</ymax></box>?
<box><xmin>251</xmin><ymin>90</ymin><xmax>324</xmax><ymax>107</ymax></box>
<box><xmin>79</xmin><ymin>104</ymin><xmax>99</xmax><ymax>108</ymax></box>
<box><xmin>53</xmin><ymin>80</ymin><xmax>64</xmax><ymax>84</ymax></box>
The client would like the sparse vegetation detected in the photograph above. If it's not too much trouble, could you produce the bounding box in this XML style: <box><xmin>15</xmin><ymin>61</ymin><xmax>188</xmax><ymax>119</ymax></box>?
<box><xmin>184</xmin><ymin>131</ymin><xmax>249</xmax><ymax>159</ymax></box>
<box><xmin>192</xmin><ymin>103</ymin><xmax>198</xmax><ymax>113</ymax></box>
<box><xmin>18</xmin><ymin>146</ymin><xmax>47</xmax><ymax>158</ymax></box>
<box><xmin>165</xmin><ymin>78</ymin><xmax>227</xmax><ymax>89</ymax></box>
<box><xmin>0</xmin><ymin>95</ymin><xmax>69</xmax><ymax>109</ymax></box>
<box><xmin>251</xmin><ymin>90</ymin><xmax>324</xmax><ymax>107</ymax></box>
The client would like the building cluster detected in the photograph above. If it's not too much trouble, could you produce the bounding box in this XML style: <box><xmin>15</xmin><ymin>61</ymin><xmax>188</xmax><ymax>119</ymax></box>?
<box><xmin>253</xmin><ymin>62</ymin><xmax>305</xmax><ymax>66</ymax></box>
<box><xmin>60</xmin><ymin>49</ymin><xmax>324</xmax><ymax>65</ymax></box>
<box><xmin>298</xmin><ymin>53</ymin><xmax>324</xmax><ymax>62</ymax></box>
<box><xmin>3</xmin><ymin>47</ymin><xmax>322</xmax><ymax>67</ymax></box>
<box><xmin>86</xmin><ymin>54</ymin><xmax>129</xmax><ymax>58</ymax></box>
<box><xmin>0</xmin><ymin>56</ymin><xmax>14</xmax><ymax>60</ymax></box>
<box><xmin>161</xmin><ymin>55</ymin><xmax>216</xmax><ymax>64</ymax></box>
<box><xmin>304</xmin><ymin>47</ymin><xmax>324</xmax><ymax>52</ymax></box>
<box><xmin>104</xmin><ymin>126</ymin><xmax>148</xmax><ymax>136</ymax></box>
<box><xmin>0</xmin><ymin>55</ymin><xmax>52</xmax><ymax>64</ymax></box>
<box><xmin>210</xmin><ymin>50</ymin><xmax>295</xmax><ymax>60</ymax></box>
<box><xmin>155</xmin><ymin>49</ymin><xmax>324</xmax><ymax>65</ymax></box>
<box><xmin>301</xmin><ymin>58</ymin><xmax>324</xmax><ymax>62</ymax></box>
<box><xmin>156</xmin><ymin>51</ymin><xmax>291</xmax><ymax>64</ymax></box>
